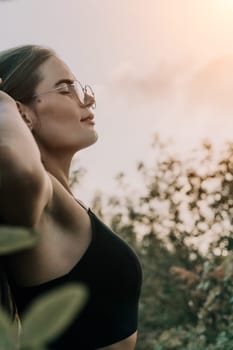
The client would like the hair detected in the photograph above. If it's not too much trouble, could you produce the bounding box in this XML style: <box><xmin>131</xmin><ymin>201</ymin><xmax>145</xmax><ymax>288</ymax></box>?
<box><xmin>0</xmin><ymin>44</ymin><xmax>55</xmax><ymax>329</ymax></box>
<box><xmin>0</xmin><ymin>44</ymin><xmax>55</xmax><ymax>103</ymax></box>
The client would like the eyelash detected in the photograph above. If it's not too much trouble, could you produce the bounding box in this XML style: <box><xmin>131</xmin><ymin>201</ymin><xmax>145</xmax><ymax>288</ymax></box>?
<box><xmin>60</xmin><ymin>90</ymin><xmax>70</xmax><ymax>94</ymax></box>
<box><xmin>57</xmin><ymin>84</ymin><xmax>74</xmax><ymax>95</ymax></box>
<box><xmin>57</xmin><ymin>87</ymin><xmax>71</xmax><ymax>94</ymax></box>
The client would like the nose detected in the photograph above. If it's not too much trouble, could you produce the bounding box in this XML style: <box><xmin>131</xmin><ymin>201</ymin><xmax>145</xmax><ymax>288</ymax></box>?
<box><xmin>84</xmin><ymin>93</ymin><xmax>96</xmax><ymax>109</ymax></box>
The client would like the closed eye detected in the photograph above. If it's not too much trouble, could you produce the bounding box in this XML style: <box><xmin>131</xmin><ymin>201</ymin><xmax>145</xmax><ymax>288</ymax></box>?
<box><xmin>59</xmin><ymin>90</ymin><xmax>71</xmax><ymax>95</ymax></box>
<box><xmin>56</xmin><ymin>84</ymin><xmax>71</xmax><ymax>94</ymax></box>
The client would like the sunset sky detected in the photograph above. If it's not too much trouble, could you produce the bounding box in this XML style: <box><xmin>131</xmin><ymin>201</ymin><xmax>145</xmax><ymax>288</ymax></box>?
<box><xmin>1</xmin><ymin>0</ymin><xmax>233</xmax><ymax>204</ymax></box>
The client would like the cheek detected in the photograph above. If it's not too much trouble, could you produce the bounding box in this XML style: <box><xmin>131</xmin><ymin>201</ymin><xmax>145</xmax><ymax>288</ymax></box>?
<box><xmin>33</xmin><ymin>98</ymin><xmax>81</xmax><ymax>142</ymax></box>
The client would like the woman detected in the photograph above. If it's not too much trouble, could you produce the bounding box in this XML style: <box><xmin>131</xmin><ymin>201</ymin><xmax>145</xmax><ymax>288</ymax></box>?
<box><xmin>0</xmin><ymin>45</ymin><xmax>142</xmax><ymax>349</ymax></box>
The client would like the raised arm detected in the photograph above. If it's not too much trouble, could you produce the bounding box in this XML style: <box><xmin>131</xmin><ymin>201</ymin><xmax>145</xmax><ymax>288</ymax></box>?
<box><xmin>0</xmin><ymin>86</ymin><xmax>53</xmax><ymax>227</ymax></box>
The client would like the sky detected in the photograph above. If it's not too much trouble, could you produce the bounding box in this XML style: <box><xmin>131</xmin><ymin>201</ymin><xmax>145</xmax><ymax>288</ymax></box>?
<box><xmin>1</xmin><ymin>0</ymin><xmax>233</xmax><ymax>204</ymax></box>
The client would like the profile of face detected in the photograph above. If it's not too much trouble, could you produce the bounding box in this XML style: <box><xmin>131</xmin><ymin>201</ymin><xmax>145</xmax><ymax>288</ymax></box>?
<box><xmin>24</xmin><ymin>55</ymin><xmax>98</xmax><ymax>156</ymax></box>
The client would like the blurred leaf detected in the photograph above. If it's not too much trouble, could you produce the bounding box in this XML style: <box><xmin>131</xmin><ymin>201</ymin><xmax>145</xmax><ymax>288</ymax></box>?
<box><xmin>20</xmin><ymin>283</ymin><xmax>88</xmax><ymax>348</ymax></box>
<box><xmin>0</xmin><ymin>226</ymin><xmax>39</xmax><ymax>254</ymax></box>
<box><xmin>21</xmin><ymin>347</ymin><xmax>48</xmax><ymax>350</ymax></box>
<box><xmin>0</xmin><ymin>307</ymin><xmax>15</xmax><ymax>349</ymax></box>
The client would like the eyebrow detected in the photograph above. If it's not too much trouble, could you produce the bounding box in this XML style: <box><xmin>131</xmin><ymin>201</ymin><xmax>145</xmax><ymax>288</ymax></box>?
<box><xmin>53</xmin><ymin>78</ymin><xmax>75</xmax><ymax>87</ymax></box>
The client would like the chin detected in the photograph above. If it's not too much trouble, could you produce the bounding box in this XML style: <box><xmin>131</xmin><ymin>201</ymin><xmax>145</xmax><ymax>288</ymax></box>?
<box><xmin>77</xmin><ymin>132</ymin><xmax>98</xmax><ymax>151</ymax></box>
<box><xmin>88</xmin><ymin>130</ymin><xmax>98</xmax><ymax>146</ymax></box>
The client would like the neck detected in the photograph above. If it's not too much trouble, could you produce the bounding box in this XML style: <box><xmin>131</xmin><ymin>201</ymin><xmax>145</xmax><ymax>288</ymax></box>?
<box><xmin>40</xmin><ymin>148</ymin><xmax>74</xmax><ymax>195</ymax></box>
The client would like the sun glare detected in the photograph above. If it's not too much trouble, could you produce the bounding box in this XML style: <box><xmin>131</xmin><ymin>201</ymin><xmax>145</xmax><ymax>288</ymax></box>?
<box><xmin>214</xmin><ymin>0</ymin><xmax>233</xmax><ymax>10</ymax></box>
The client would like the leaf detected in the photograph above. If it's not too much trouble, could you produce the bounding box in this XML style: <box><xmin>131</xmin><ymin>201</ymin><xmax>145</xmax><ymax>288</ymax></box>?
<box><xmin>0</xmin><ymin>307</ymin><xmax>16</xmax><ymax>349</ymax></box>
<box><xmin>21</xmin><ymin>346</ymin><xmax>48</xmax><ymax>350</ymax></box>
<box><xmin>0</xmin><ymin>226</ymin><xmax>39</xmax><ymax>254</ymax></box>
<box><xmin>20</xmin><ymin>283</ymin><xmax>88</xmax><ymax>348</ymax></box>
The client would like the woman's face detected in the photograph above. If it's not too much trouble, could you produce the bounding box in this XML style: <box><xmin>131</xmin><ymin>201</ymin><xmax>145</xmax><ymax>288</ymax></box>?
<box><xmin>29</xmin><ymin>55</ymin><xmax>98</xmax><ymax>155</ymax></box>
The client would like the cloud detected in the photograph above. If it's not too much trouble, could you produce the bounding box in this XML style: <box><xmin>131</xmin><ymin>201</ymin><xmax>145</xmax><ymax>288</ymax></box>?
<box><xmin>107</xmin><ymin>59</ymin><xmax>193</xmax><ymax>102</ymax></box>
<box><xmin>95</xmin><ymin>55</ymin><xmax>233</xmax><ymax>159</ymax></box>
<box><xmin>108</xmin><ymin>55</ymin><xmax>233</xmax><ymax>115</ymax></box>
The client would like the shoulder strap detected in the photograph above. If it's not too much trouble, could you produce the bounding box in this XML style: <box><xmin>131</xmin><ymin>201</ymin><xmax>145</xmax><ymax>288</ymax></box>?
<box><xmin>74</xmin><ymin>198</ymin><xmax>90</xmax><ymax>211</ymax></box>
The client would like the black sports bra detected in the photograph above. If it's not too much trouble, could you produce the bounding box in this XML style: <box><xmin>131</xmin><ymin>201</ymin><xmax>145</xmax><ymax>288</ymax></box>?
<box><xmin>10</xmin><ymin>202</ymin><xmax>142</xmax><ymax>349</ymax></box>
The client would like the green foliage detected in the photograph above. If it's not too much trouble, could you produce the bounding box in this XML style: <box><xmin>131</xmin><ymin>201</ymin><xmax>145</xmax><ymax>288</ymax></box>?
<box><xmin>0</xmin><ymin>281</ymin><xmax>87</xmax><ymax>350</ymax></box>
<box><xmin>0</xmin><ymin>307</ymin><xmax>15</xmax><ymax>349</ymax></box>
<box><xmin>20</xmin><ymin>283</ymin><xmax>88</xmax><ymax>349</ymax></box>
<box><xmin>90</xmin><ymin>136</ymin><xmax>233</xmax><ymax>350</ymax></box>
<box><xmin>0</xmin><ymin>226</ymin><xmax>39</xmax><ymax>254</ymax></box>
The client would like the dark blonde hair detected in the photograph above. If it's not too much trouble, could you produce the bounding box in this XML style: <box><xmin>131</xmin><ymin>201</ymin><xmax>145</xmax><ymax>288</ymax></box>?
<box><xmin>0</xmin><ymin>44</ymin><xmax>55</xmax><ymax>324</ymax></box>
<box><xmin>0</xmin><ymin>44</ymin><xmax>55</xmax><ymax>103</ymax></box>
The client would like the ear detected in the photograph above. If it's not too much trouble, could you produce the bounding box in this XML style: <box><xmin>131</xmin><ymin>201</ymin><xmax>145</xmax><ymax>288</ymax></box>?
<box><xmin>16</xmin><ymin>101</ymin><xmax>34</xmax><ymax>131</ymax></box>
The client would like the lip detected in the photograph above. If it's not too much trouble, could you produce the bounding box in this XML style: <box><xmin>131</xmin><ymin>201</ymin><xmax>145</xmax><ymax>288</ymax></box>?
<box><xmin>80</xmin><ymin>113</ymin><xmax>94</xmax><ymax>122</ymax></box>
<box><xmin>80</xmin><ymin>114</ymin><xmax>95</xmax><ymax>125</ymax></box>
<box><xmin>81</xmin><ymin>119</ymin><xmax>95</xmax><ymax>125</ymax></box>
